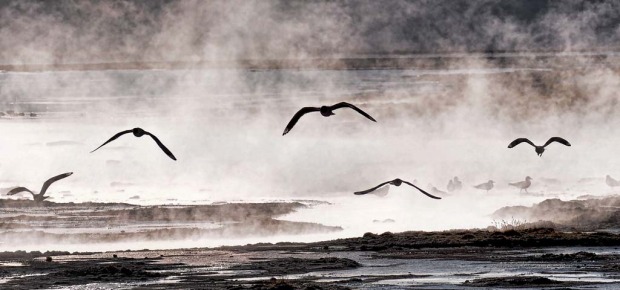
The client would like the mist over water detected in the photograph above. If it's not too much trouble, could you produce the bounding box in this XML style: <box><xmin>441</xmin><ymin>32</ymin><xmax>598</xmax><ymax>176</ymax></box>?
<box><xmin>1</xmin><ymin>0</ymin><xmax>620</xmax><ymax>251</ymax></box>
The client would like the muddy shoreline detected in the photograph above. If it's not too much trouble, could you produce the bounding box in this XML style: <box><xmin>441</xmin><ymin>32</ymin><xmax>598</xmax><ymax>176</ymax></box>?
<box><xmin>0</xmin><ymin>201</ymin><xmax>341</xmax><ymax>246</ymax></box>
<box><xmin>5</xmin><ymin>197</ymin><xmax>620</xmax><ymax>288</ymax></box>
<box><xmin>3</xmin><ymin>228</ymin><xmax>620</xmax><ymax>289</ymax></box>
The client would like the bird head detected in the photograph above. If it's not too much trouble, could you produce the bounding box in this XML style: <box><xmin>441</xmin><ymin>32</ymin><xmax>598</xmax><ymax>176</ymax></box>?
<box><xmin>526</xmin><ymin>176</ymin><xmax>532</xmax><ymax>181</ymax></box>
<box><xmin>489</xmin><ymin>180</ymin><xmax>495</xmax><ymax>184</ymax></box>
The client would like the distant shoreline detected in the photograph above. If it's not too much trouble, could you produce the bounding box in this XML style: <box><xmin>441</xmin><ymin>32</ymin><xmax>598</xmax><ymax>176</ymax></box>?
<box><xmin>1</xmin><ymin>51</ymin><xmax>619</xmax><ymax>72</ymax></box>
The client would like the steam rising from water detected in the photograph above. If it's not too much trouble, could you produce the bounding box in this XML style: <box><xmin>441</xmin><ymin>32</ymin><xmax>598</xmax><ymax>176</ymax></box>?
<box><xmin>1</xmin><ymin>1</ymin><xmax>620</xmax><ymax>250</ymax></box>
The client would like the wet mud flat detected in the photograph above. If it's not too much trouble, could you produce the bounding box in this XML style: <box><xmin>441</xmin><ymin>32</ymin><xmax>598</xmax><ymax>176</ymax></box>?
<box><xmin>0</xmin><ymin>200</ymin><xmax>340</xmax><ymax>246</ymax></box>
<box><xmin>5</xmin><ymin>228</ymin><xmax>620</xmax><ymax>289</ymax></box>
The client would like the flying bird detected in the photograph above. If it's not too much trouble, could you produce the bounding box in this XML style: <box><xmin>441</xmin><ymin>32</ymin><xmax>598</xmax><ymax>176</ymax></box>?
<box><xmin>507</xmin><ymin>137</ymin><xmax>571</xmax><ymax>157</ymax></box>
<box><xmin>474</xmin><ymin>180</ymin><xmax>495</xmax><ymax>193</ymax></box>
<box><xmin>91</xmin><ymin>127</ymin><xmax>177</xmax><ymax>160</ymax></box>
<box><xmin>606</xmin><ymin>175</ymin><xmax>620</xmax><ymax>188</ymax></box>
<box><xmin>6</xmin><ymin>172</ymin><xmax>73</xmax><ymax>202</ymax></box>
<box><xmin>509</xmin><ymin>176</ymin><xmax>533</xmax><ymax>193</ymax></box>
<box><xmin>354</xmin><ymin>178</ymin><xmax>441</xmax><ymax>199</ymax></box>
<box><xmin>282</xmin><ymin>102</ymin><xmax>376</xmax><ymax>135</ymax></box>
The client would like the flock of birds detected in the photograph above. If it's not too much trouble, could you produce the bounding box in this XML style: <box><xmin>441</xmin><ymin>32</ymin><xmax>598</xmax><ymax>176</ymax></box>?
<box><xmin>4</xmin><ymin>101</ymin><xmax>600</xmax><ymax>204</ymax></box>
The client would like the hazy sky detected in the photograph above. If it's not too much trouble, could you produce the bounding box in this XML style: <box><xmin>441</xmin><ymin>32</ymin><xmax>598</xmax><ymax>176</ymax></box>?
<box><xmin>1</xmin><ymin>0</ymin><xmax>619</xmax><ymax>65</ymax></box>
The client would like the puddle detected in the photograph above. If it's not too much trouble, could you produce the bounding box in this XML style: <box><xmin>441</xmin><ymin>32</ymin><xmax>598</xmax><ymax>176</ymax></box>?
<box><xmin>0</xmin><ymin>262</ymin><xmax>24</xmax><ymax>267</ymax></box>
<box><xmin>224</xmin><ymin>251</ymin><xmax>620</xmax><ymax>288</ymax></box>
<box><xmin>0</xmin><ymin>274</ymin><xmax>46</xmax><ymax>284</ymax></box>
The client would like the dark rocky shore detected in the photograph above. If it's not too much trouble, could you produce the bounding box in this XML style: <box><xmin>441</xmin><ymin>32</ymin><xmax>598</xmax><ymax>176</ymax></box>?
<box><xmin>3</xmin><ymin>227</ymin><xmax>620</xmax><ymax>289</ymax></box>
<box><xmin>5</xmin><ymin>196</ymin><xmax>620</xmax><ymax>288</ymax></box>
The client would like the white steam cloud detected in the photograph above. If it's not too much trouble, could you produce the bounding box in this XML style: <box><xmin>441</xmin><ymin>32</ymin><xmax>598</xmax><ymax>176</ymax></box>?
<box><xmin>0</xmin><ymin>1</ymin><xmax>619</xmax><ymax>247</ymax></box>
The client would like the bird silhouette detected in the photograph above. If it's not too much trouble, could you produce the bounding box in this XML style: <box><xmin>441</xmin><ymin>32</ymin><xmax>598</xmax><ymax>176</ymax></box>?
<box><xmin>354</xmin><ymin>178</ymin><xmax>441</xmax><ymax>199</ymax></box>
<box><xmin>6</xmin><ymin>172</ymin><xmax>73</xmax><ymax>202</ymax></box>
<box><xmin>507</xmin><ymin>137</ymin><xmax>571</xmax><ymax>157</ymax></box>
<box><xmin>282</xmin><ymin>102</ymin><xmax>376</xmax><ymax>135</ymax></box>
<box><xmin>447</xmin><ymin>179</ymin><xmax>455</xmax><ymax>192</ymax></box>
<box><xmin>91</xmin><ymin>128</ymin><xmax>177</xmax><ymax>160</ymax></box>
<box><xmin>431</xmin><ymin>186</ymin><xmax>448</xmax><ymax>196</ymax></box>
<box><xmin>606</xmin><ymin>175</ymin><xmax>620</xmax><ymax>188</ymax></box>
<box><xmin>452</xmin><ymin>177</ymin><xmax>462</xmax><ymax>191</ymax></box>
<box><xmin>474</xmin><ymin>180</ymin><xmax>495</xmax><ymax>193</ymax></box>
<box><xmin>509</xmin><ymin>176</ymin><xmax>532</xmax><ymax>193</ymax></box>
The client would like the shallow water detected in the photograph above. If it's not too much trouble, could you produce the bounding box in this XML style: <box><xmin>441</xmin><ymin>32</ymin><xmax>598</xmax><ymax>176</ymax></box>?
<box><xmin>1</xmin><ymin>62</ymin><xmax>619</xmax><ymax>251</ymax></box>
<box><xmin>228</xmin><ymin>250</ymin><xmax>620</xmax><ymax>288</ymax></box>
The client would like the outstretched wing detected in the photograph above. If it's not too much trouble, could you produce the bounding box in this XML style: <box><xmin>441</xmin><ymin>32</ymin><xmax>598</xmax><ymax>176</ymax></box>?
<box><xmin>544</xmin><ymin>137</ymin><xmax>571</xmax><ymax>147</ymax></box>
<box><xmin>40</xmin><ymin>172</ymin><xmax>73</xmax><ymax>195</ymax></box>
<box><xmin>354</xmin><ymin>181</ymin><xmax>391</xmax><ymax>195</ymax></box>
<box><xmin>282</xmin><ymin>107</ymin><xmax>320</xmax><ymax>135</ymax></box>
<box><xmin>145</xmin><ymin>132</ymin><xmax>177</xmax><ymax>161</ymax></box>
<box><xmin>91</xmin><ymin>130</ymin><xmax>133</xmax><ymax>153</ymax></box>
<box><xmin>507</xmin><ymin>138</ymin><xmax>536</xmax><ymax>148</ymax></box>
<box><xmin>402</xmin><ymin>180</ymin><xmax>441</xmax><ymax>199</ymax></box>
<box><xmin>6</xmin><ymin>187</ymin><xmax>34</xmax><ymax>196</ymax></box>
<box><xmin>330</xmin><ymin>102</ymin><xmax>377</xmax><ymax>122</ymax></box>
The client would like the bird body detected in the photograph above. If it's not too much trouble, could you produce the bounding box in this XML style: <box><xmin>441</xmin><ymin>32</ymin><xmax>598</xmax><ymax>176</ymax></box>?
<box><xmin>6</xmin><ymin>172</ymin><xmax>73</xmax><ymax>203</ymax></box>
<box><xmin>282</xmin><ymin>102</ymin><xmax>376</xmax><ymax>135</ymax></box>
<box><xmin>91</xmin><ymin>127</ymin><xmax>177</xmax><ymax>160</ymax></box>
<box><xmin>474</xmin><ymin>180</ymin><xmax>495</xmax><ymax>192</ymax></box>
<box><xmin>431</xmin><ymin>187</ymin><xmax>448</xmax><ymax>196</ymax></box>
<box><xmin>319</xmin><ymin>106</ymin><xmax>335</xmax><ymax>117</ymax></box>
<box><xmin>509</xmin><ymin>176</ymin><xmax>532</xmax><ymax>193</ymax></box>
<box><xmin>453</xmin><ymin>177</ymin><xmax>462</xmax><ymax>191</ymax></box>
<box><xmin>354</xmin><ymin>178</ymin><xmax>441</xmax><ymax>199</ymax></box>
<box><xmin>507</xmin><ymin>137</ymin><xmax>571</xmax><ymax>157</ymax></box>
<box><xmin>447</xmin><ymin>180</ymin><xmax>455</xmax><ymax>192</ymax></box>
<box><xmin>607</xmin><ymin>175</ymin><xmax>620</xmax><ymax>187</ymax></box>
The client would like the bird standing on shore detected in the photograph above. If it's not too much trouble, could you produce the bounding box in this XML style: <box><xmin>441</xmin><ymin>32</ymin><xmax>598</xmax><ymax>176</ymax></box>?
<box><xmin>6</xmin><ymin>172</ymin><xmax>73</xmax><ymax>203</ymax></box>
<box><xmin>354</xmin><ymin>178</ymin><xmax>441</xmax><ymax>199</ymax></box>
<box><xmin>453</xmin><ymin>177</ymin><xmax>462</xmax><ymax>191</ymax></box>
<box><xmin>509</xmin><ymin>176</ymin><xmax>533</xmax><ymax>193</ymax></box>
<box><xmin>431</xmin><ymin>186</ymin><xmax>448</xmax><ymax>196</ymax></box>
<box><xmin>91</xmin><ymin>127</ymin><xmax>177</xmax><ymax>160</ymax></box>
<box><xmin>282</xmin><ymin>102</ymin><xmax>376</xmax><ymax>135</ymax></box>
<box><xmin>507</xmin><ymin>137</ymin><xmax>571</xmax><ymax>157</ymax></box>
<box><xmin>606</xmin><ymin>175</ymin><xmax>620</xmax><ymax>188</ymax></box>
<box><xmin>447</xmin><ymin>177</ymin><xmax>462</xmax><ymax>192</ymax></box>
<box><xmin>474</xmin><ymin>180</ymin><xmax>495</xmax><ymax>193</ymax></box>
